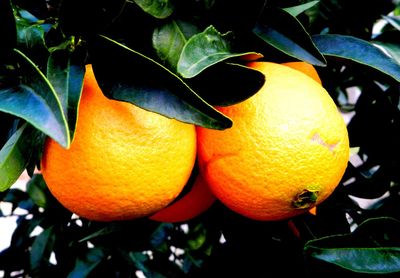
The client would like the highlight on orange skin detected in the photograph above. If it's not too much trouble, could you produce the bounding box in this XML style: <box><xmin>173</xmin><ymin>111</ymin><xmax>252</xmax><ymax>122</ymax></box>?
<box><xmin>149</xmin><ymin>174</ymin><xmax>216</xmax><ymax>223</ymax></box>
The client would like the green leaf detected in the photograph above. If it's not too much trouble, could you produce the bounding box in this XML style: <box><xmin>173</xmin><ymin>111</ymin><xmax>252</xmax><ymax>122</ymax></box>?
<box><xmin>0</xmin><ymin>123</ymin><xmax>41</xmax><ymax>192</ymax></box>
<box><xmin>0</xmin><ymin>124</ymin><xmax>28</xmax><ymax>192</ymax></box>
<box><xmin>373</xmin><ymin>41</ymin><xmax>400</xmax><ymax>64</ymax></box>
<box><xmin>67</xmin><ymin>247</ymin><xmax>107</xmax><ymax>278</ymax></box>
<box><xmin>47</xmin><ymin>47</ymin><xmax>85</xmax><ymax>141</ymax></box>
<box><xmin>133</xmin><ymin>0</ymin><xmax>174</xmax><ymax>19</ymax></box>
<box><xmin>90</xmin><ymin>35</ymin><xmax>232</xmax><ymax>130</ymax></box>
<box><xmin>304</xmin><ymin>217</ymin><xmax>400</xmax><ymax>274</ymax></box>
<box><xmin>253</xmin><ymin>7</ymin><xmax>326</xmax><ymax>66</ymax></box>
<box><xmin>152</xmin><ymin>20</ymin><xmax>200</xmax><ymax>72</ymax></box>
<box><xmin>0</xmin><ymin>49</ymin><xmax>70</xmax><ymax>148</ymax></box>
<box><xmin>312</xmin><ymin>34</ymin><xmax>400</xmax><ymax>82</ymax></box>
<box><xmin>26</xmin><ymin>174</ymin><xmax>48</xmax><ymax>209</ymax></box>
<box><xmin>188</xmin><ymin>62</ymin><xmax>265</xmax><ymax>106</ymax></box>
<box><xmin>283</xmin><ymin>1</ymin><xmax>320</xmax><ymax>17</ymax></box>
<box><xmin>15</xmin><ymin>17</ymin><xmax>46</xmax><ymax>51</ymax></box>
<box><xmin>382</xmin><ymin>15</ymin><xmax>400</xmax><ymax>31</ymax></box>
<box><xmin>30</xmin><ymin>226</ymin><xmax>55</xmax><ymax>275</ymax></box>
<box><xmin>178</xmin><ymin>25</ymin><xmax>263</xmax><ymax>78</ymax></box>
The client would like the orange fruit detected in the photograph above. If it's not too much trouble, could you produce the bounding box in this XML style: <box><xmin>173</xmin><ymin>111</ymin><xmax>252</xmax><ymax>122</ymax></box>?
<box><xmin>282</xmin><ymin>61</ymin><xmax>322</xmax><ymax>84</ymax></box>
<box><xmin>149</xmin><ymin>171</ymin><xmax>216</xmax><ymax>223</ymax></box>
<box><xmin>41</xmin><ymin>64</ymin><xmax>197</xmax><ymax>222</ymax></box>
<box><xmin>197</xmin><ymin>62</ymin><xmax>349</xmax><ymax>221</ymax></box>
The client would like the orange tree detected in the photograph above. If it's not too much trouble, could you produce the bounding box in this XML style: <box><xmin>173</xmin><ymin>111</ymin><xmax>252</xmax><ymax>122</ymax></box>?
<box><xmin>1</xmin><ymin>0</ymin><xmax>400</xmax><ymax>277</ymax></box>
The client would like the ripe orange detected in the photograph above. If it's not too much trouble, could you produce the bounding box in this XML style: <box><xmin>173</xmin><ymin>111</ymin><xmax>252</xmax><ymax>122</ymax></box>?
<box><xmin>197</xmin><ymin>62</ymin><xmax>349</xmax><ymax>221</ymax></box>
<box><xmin>41</xmin><ymin>64</ymin><xmax>197</xmax><ymax>222</ymax></box>
<box><xmin>281</xmin><ymin>61</ymin><xmax>322</xmax><ymax>84</ymax></box>
<box><xmin>149</xmin><ymin>172</ymin><xmax>216</xmax><ymax>223</ymax></box>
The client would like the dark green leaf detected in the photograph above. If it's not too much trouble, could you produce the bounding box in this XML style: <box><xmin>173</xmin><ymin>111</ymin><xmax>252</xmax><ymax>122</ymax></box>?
<box><xmin>133</xmin><ymin>0</ymin><xmax>174</xmax><ymax>19</ymax></box>
<box><xmin>30</xmin><ymin>226</ymin><xmax>55</xmax><ymax>274</ymax></box>
<box><xmin>152</xmin><ymin>20</ymin><xmax>200</xmax><ymax>72</ymax></box>
<box><xmin>150</xmin><ymin>223</ymin><xmax>174</xmax><ymax>249</ymax></box>
<box><xmin>383</xmin><ymin>15</ymin><xmax>400</xmax><ymax>31</ymax></box>
<box><xmin>79</xmin><ymin>225</ymin><xmax>124</xmax><ymax>243</ymax></box>
<box><xmin>312</xmin><ymin>34</ymin><xmax>400</xmax><ymax>82</ymax></box>
<box><xmin>283</xmin><ymin>1</ymin><xmax>320</xmax><ymax>17</ymax></box>
<box><xmin>0</xmin><ymin>49</ymin><xmax>70</xmax><ymax>148</ymax></box>
<box><xmin>178</xmin><ymin>25</ymin><xmax>263</xmax><ymax>78</ymax></box>
<box><xmin>47</xmin><ymin>48</ymin><xmax>85</xmax><ymax>141</ymax></box>
<box><xmin>188</xmin><ymin>62</ymin><xmax>265</xmax><ymax>106</ymax></box>
<box><xmin>67</xmin><ymin>247</ymin><xmax>107</xmax><ymax>278</ymax></box>
<box><xmin>90</xmin><ymin>35</ymin><xmax>232</xmax><ymax>130</ymax></box>
<box><xmin>253</xmin><ymin>8</ymin><xmax>326</xmax><ymax>66</ymax></box>
<box><xmin>2</xmin><ymin>188</ymin><xmax>30</xmax><ymax>212</ymax></box>
<box><xmin>0</xmin><ymin>124</ymin><xmax>29</xmax><ymax>192</ymax></box>
<box><xmin>305</xmin><ymin>217</ymin><xmax>400</xmax><ymax>274</ymax></box>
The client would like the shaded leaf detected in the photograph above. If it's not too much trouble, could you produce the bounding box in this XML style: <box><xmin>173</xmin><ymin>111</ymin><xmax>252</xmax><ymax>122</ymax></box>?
<box><xmin>283</xmin><ymin>1</ymin><xmax>320</xmax><ymax>17</ymax></box>
<box><xmin>133</xmin><ymin>0</ymin><xmax>174</xmax><ymax>19</ymax></box>
<box><xmin>188</xmin><ymin>62</ymin><xmax>265</xmax><ymax>106</ymax></box>
<box><xmin>305</xmin><ymin>217</ymin><xmax>400</xmax><ymax>274</ymax></box>
<box><xmin>90</xmin><ymin>35</ymin><xmax>232</xmax><ymax>130</ymax></box>
<box><xmin>0</xmin><ymin>49</ymin><xmax>70</xmax><ymax>148</ymax></box>
<box><xmin>30</xmin><ymin>226</ymin><xmax>55</xmax><ymax>275</ymax></box>
<box><xmin>150</xmin><ymin>222</ymin><xmax>174</xmax><ymax>249</ymax></box>
<box><xmin>312</xmin><ymin>34</ymin><xmax>400</xmax><ymax>82</ymax></box>
<box><xmin>26</xmin><ymin>174</ymin><xmax>49</xmax><ymax>209</ymax></box>
<box><xmin>152</xmin><ymin>20</ymin><xmax>200</xmax><ymax>72</ymax></box>
<box><xmin>253</xmin><ymin>7</ymin><xmax>326</xmax><ymax>66</ymax></box>
<box><xmin>79</xmin><ymin>225</ymin><xmax>124</xmax><ymax>243</ymax></box>
<box><xmin>178</xmin><ymin>25</ymin><xmax>263</xmax><ymax>78</ymax></box>
<box><xmin>47</xmin><ymin>47</ymin><xmax>85</xmax><ymax>141</ymax></box>
<box><xmin>67</xmin><ymin>247</ymin><xmax>107</xmax><ymax>278</ymax></box>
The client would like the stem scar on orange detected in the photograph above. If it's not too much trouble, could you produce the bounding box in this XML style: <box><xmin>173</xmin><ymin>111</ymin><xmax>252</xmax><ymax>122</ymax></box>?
<box><xmin>41</xmin><ymin>64</ymin><xmax>197</xmax><ymax>222</ymax></box>
<box><xmin>197</xmin><ymin>62</ymin><xmax>349</xmax><ymax>221</ymax></box>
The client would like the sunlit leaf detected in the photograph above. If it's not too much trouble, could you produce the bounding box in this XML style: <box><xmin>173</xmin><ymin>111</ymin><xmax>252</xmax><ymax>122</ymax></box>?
<box><xmin>283</xmin><ymin>1</ymin><xmax>320</xmax><ymax>17</ymax></box>
<box><xmin>373</xmin><ymin>41</ymin><xmax>400</xmax><ymax>64</ymax></box>
<box><xmin>178</xmin><ymin>25</ymin><xmax>263</xmax><ymax>78</ymax></box>
<box><xmin>0</xmin><ymin>49</ymin><xmax>70</xmax><ymax>148</ymax></box>
<box><xmin>382</xmin><ymin>15</ymin><xmax>400</xmax><ymax>31</ymax></box>
<box><xmin>90</xmin><ymin>35</ymin><xmax>232</xmax><ymax>130</ymax></box>
<box><xmin>0</xmin><ymin>123</ymin><xmax>42</xmax><ymax>192</ymax></box>
<box><xmin>253</xmin><ymin>7</ymin><xmax>326</xmax><ymax>66</ymax></box>
<box><xmin>133</xmin><ymin>0</ymin><xmax>174</xmax><ymax>19</ymax></box>
<box><xmin>152</xmin><ymin>20</ymin><xmax>200</xmax><ymax>72</ymax></box>
<box><xmin>312</xmin><ymin>34</ymin><xmax>400</xmax><ymax>82</ymax></box>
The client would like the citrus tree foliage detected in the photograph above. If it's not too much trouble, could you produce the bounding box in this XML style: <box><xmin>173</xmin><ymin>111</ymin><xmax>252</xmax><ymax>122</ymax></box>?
<box><xmin>1</xmin><ymin>0</ymin><xmax>400</xmax><ymax>277</ymax></box>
